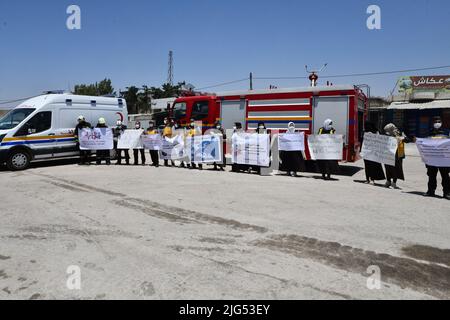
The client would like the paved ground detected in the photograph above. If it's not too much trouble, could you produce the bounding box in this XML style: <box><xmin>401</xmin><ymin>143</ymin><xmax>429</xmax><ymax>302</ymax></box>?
<box><xmin>0</xmin><ymin>144</ymin><xmax>449</xmax><ymax>300</ymax></box>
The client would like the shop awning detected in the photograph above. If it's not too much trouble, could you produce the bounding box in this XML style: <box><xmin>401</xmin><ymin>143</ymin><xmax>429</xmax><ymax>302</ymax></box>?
<box><xmin>387</xmin><ymin>100</ymin><xmax>450</xmax><ymax>110</ymax></box>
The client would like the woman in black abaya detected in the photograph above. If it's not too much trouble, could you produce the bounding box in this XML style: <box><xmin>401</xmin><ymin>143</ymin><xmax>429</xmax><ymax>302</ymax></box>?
<box><xmin>279</xmin><ymin>122</ymin><xmax>306</xmax><ymax>177</ymax></box>
<box><xmin>362</xmin><ymin>121</ymin><xmax>386</xmax><ymax>184</ymax></box>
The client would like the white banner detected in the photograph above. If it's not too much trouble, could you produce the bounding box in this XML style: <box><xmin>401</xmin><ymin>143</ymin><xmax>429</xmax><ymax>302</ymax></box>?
<box><xmin>360</xmin><ymin>132</ymin><xmax>398</xmax><ymax>166</ymax></box>
<box><xmin>279</xmin><ymin>132</ymin><xmax>305</xmax><ymax>151</ymax></box>
<box><xmin>117</xmin><ymin>129</ymin><xmax>144</xmax><ymax>149</ymax></box>
<box><xmin>79</xmin><ymin>128</ymin><xmax>113</xmax><ymax>150</ymax></box>
<box><xmin>308</xmin><ymin>134</ymin><xmax>343</xmax><ymax>160</ymax></box>
<box><xmin>186</xmin><ymin>135</ymin><xmax>222</xmax><ymax>163</ymax></box>
<box><xmin>141</xmin><ymin>134</ymin><xmax>162</xmax><ymax>150</ymax></box>
<box><xmin>232</xmin><ymin>133</ymin><xmax>270</xmax><ymax>167</ymax></box>
<box><xmin>160</xmin><ymin>135</ymin><xmax>186</xmax><ymax>160</ymax></box>
<box><xmin>416</xmin><ymin>138</ymin><xmax>450</xmax><ymax>167</ymax></box>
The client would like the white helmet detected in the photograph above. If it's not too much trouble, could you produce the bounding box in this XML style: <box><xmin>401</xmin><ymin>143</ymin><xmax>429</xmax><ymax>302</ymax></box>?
<box><xmin>77</xmin><ymin>115</ymin><xmax>85</xmax><ymax>122</ymax></box>
<box><xmin>98</xmin><ymin>117</ymin><xmax>106</xmax><ymax>125</ymax></box>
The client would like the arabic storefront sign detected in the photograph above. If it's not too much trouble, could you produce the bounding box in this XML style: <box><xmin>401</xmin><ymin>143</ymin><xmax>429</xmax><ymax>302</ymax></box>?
<box><xmin>398</xmin><ymin>75</ymin><xmax>450</xmax><ymax>93</ymax></box>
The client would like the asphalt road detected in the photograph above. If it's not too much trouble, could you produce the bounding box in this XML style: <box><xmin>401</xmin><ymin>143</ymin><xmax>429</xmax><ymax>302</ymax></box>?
<box><xmin>0</xmin><ymin>145</ymin><xmax>449</xmax><ymax>300</ymax></box>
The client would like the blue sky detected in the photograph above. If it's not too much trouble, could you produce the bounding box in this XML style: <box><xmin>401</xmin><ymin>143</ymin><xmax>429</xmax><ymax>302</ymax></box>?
<box><xmin>1</xmin><ymin>0</ymin><xmax>449</xmax><ymax>107</ymax></box>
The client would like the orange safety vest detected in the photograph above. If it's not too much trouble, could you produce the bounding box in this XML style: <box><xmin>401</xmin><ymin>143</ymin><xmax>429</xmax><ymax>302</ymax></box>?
<box><xmin>397</xmin><ymin>140</ymin><xmax>405</xmax><ymax>158</ymax></box>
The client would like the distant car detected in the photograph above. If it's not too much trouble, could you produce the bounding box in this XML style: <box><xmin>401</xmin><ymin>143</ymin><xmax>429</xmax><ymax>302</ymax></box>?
<box><xmin>0</xmin><ymin>94</ymin><xmax>128</xmax><ymax>170</ymax></box>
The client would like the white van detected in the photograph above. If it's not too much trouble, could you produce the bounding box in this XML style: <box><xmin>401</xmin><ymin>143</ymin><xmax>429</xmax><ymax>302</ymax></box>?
<box><xmin>0</xmin><ymin>93</ymin><xmax>128</xmax><ymax>170</ymax></box>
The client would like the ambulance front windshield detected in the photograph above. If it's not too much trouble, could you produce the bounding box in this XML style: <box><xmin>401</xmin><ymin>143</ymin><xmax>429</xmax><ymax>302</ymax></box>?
<box><xmin>0</xmin><ymin>108</ymin><xmax>35</xmax><ymax>130</ymax></box>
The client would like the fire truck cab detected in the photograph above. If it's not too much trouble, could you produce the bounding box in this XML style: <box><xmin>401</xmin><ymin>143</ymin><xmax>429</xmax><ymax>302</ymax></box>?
<box><xmin>170</xmin><ymin>85</ymin><xmax>368</xmax><ymax>162</ymax></box>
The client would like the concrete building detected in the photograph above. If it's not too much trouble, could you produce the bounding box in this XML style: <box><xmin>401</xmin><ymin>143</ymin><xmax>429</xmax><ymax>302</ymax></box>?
<box><xmin>367</xmin><ymin>97</ymin><xmax>390</xmax><ymax>131</ymax></box>
<box><xmin>150</xmin><ymin>97</ymin><xmax>176</xmax><ymax>113</ymax></box>
<box><xmin>369</xmin><ymin>75</ymin><xmax>450</xmax><ymax>137</ymax></box>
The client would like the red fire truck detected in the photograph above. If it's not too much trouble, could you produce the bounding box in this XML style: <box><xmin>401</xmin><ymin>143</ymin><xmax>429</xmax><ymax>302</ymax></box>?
<box><xmin>169</xmin><ymin>85</ymin><xmax>368</xmax><ymax>162</ymax></box>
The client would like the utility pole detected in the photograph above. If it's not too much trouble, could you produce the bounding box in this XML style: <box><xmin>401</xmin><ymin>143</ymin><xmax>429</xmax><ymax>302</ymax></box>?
<box><xmin>249</xmin><ymin>72</ymin><xmax>253</xmax><ymax>90</ymax></box>
<box><xmin>167</xmin><ymin>50</ymin><xmax>174</xmax><ymax>86</ymax></box>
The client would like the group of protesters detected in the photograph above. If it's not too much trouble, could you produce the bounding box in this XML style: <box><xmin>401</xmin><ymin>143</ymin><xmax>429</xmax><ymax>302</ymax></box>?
<box><xmin>361</xmin><ymin>116</ymin><xmax>449</xmax><ymax>199</ymax></box>
<box><xmin>74</xmin><ymin>115</ymin><xmax>450</xmax><ymax>200</ymax></box>
<box><xmin>74</xmin><ymin>116</ymin><xmax>227</xmax><ymax>170</ymax></box>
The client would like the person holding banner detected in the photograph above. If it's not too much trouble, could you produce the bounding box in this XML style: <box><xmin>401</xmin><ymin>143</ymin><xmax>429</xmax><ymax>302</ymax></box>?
<box><xmin>317</xmin><ymin>119</ymin><xmax>338</xmax><ymax>180</ymax></box>
<box><xmin>95</xmin><ymin>117</ymin><xmax>111</xmax><ymax>165</ymax></box>
<box><xmin>176</xmin><ymin>121</ymin><xmax>190</xmax><ymax>169</ymax></box>
<box><xmin>162</xmin><ymin>118</ymin><xmax>175</xmax><ymax>167</ymax></box>
<box><xmin>383</xmin><ymin>123</ymin><xmax>405</xmax><ymax>189</ymax></box>
<box><xmin>248</xmin><ymin>122</ymin><xmax>269</xmax><ymax>174</ymax></box>
<box><xmin>424</xmin><ymin>117</ymin><xmax>450</xmax><ymax>199</ymax></box>
<box><xmin>361</xmin><ymin>121</ymin><xmax>385</xmax><ymax>184</ymax></box>
<box><xmin>231</xmin><ymin>122</ymin><xmax>250</xmax><ymax>173</ymax></box>
<box><xmin>113</xmin><ymin>120</ymin><xmax>130</xmax><ymax>165</ymax></box>
<box><xmin>210</xmin><ymin>121</ymin><xmax>226</xmax><ymax>171</ymax></box>
<box><xmin>146</xmin><ymin>121</ymin><xmax>160</xmax><ymax>167</ymax></box>
<box><xmin>188</xmin><ymin>119</ymin><xmax>203</xmax><ymax>170</ymax></box>
<box><xmin>132</xmin><ymin>121</ymin><xmax>146</xmax><ymax>166</ymax></box>
<box><xmin>279</xmin><ymin>122</ymin><xmax>305</xmax><ymax>177</ymax></box>
<box><xmin>74</xmin><ymin>115</ymin><xmax>92</xmax><ymax>165</ymax></box>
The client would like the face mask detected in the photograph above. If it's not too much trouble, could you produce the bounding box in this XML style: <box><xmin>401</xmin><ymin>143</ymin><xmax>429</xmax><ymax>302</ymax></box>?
<box><xmin>191</xmin><ymin>123</ymin><xmax>195</xmax><ymax>127</ymax></box>
<box><xmin>164</xmin><ymin>121</ymin><xmax>168</xmax><ymax>125</ymax></box>
<box><xmin>216</xmin><ymin>125</ymin><xmax>221</xmax><ymax>129</ymax></box>
<box><xmin>233</xmin><ymin>126</ymin><xmax>237</xmax><ymax>130</ymax></box>
<box><xmin>116</xmin><ymin>122</ymin><xmax>121</xmax><ymax>126</ymax></box>
<box><xmin>434</xmin><ymin>122</ymin><xmax>442</xmax><ymax>129</ymax></box>
<box><xmin>288</xmin><ymin>126</ymin><xmax>295</xmax><ymax>132</ymax></box>
<box><xmin>259</xmin><ymin>126</ymin><xmax>265</xmax><ymax>130</ymax></box>
<box><xmin>135</xmin><ymin>125</ymin><xmax>140</xmax><ymax>129</ymax></box>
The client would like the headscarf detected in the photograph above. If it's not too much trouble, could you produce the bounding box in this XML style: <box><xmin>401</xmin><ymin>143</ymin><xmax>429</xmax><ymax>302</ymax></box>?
<box><xmin>257</xmin><ymin>122</ymin><xmax>266</xmax><ymax>134</ymax></box>
<box><xmin>323</xmin><ymin>119</ymin><xmax>333</xmax><ymax>131</ymax></box>
<box><xmin>287</xmin><ymin>122</ymin><xmax>295</xmax><ymax>133</ymax></box>
<box><xmin>384</xmin><ymin>123</ymin><xmax>397</xmax><ymax>136</ymax></box>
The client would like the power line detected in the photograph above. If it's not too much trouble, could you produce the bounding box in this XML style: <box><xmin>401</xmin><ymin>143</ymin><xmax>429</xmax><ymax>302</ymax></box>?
<box><xmin>254</xmin><ymin>65</ymin><xmax>450</xmax><ymax>80</ymax></box>
<box><xmin>196</xmin><ymin>78</ymin><xmax>250</xmax><ymax>91</ymax></box>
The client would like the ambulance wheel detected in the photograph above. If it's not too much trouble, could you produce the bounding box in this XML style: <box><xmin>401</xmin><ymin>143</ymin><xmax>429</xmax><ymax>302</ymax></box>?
<box><xmin>7</xmin><ymin>149</ymin><xmax>31</xmax><ymax>171</ymax></box>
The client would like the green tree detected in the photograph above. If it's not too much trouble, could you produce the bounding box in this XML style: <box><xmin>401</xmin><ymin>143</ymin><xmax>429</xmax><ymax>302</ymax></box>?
<box><xmin>123</xmin><ymin>82</ymin><xmax>191</xmax><ymax>114</ymax></box>
<box><xmin>123</xmin><ymin>86</ymin><xmax>139</xmax><ymax>114</ymax></box>
<box><xmin>73</xmin><ymin>78</ymin><xmax>115</xmax><ymax>96</ymax></box>
<box><xmin>97</xmin><ymin>78</ymin><xmax>114</xmax><ymax>95</ymax></box>
<box><xmin>150</xmin><ymin>82</ymin><xmax>186</xmax><ymax>99</ymax></box>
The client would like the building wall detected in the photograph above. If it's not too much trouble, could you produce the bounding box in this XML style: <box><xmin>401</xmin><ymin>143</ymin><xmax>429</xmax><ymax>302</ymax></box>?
<box><xmin>386</xmin><ymin>108</ymin><xmax>450</xmax><ymax>138</ymax></box>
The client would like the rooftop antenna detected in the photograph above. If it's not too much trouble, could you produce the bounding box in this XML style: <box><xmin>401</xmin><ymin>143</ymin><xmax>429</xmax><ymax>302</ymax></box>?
<box><xmin>305</xmin><ymin>63</ymin><xmax>327</xmax><ymax>87</ymax></box>
<box><xmin>167</xmin><ymin>50</ymin><xmax>174</xmax><ymax>86</ymax></box>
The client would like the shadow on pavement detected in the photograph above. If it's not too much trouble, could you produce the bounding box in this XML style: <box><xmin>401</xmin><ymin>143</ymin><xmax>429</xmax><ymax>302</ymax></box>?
<box><xmin>339</xmin><ymin>165</ymin><xmax>364</xmax><ymax>177</ymax></box>
<box><xmin>0</xmin><ymin>158</ymin><xmax>80</xmax><ymax>172</ymax></box>
<box><xmin>403</xmin><ymin>191</ymin><xmax>446</xmax><ymax>199</ymax></box>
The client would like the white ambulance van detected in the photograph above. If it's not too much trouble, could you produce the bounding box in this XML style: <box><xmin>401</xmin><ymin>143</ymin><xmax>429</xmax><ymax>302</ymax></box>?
<box><xmin>0</xmin><ymin>93</ymin><xmax>128</xmax><ymax>170</ymax></box>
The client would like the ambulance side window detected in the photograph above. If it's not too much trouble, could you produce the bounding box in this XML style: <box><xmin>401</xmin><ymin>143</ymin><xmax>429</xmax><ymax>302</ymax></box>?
<box><xmin>15</xmin><ymin>111</ymin><xmax>52</xmax><ymax>136</ymax></box>
<box><xmin>191</xmin><ymin>101</ymin><xmax>209</xmax><ymax>120</ymax></box>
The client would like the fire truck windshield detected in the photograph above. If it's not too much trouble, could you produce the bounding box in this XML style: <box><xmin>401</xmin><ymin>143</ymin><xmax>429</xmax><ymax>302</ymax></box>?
<box><xmin>173</xmin><ymin>102</ymin><xmax>187</xmax><ymax>120</ymax></box>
